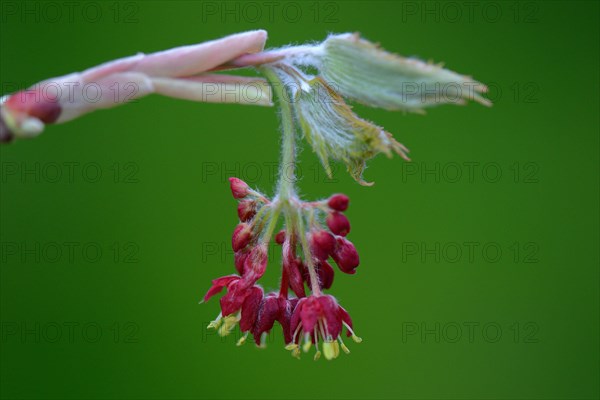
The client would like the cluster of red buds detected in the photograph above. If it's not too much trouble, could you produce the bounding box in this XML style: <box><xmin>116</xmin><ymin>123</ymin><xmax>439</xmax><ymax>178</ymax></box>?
<box><xmin>203</xmin><ymin>177</ymin><xmax>362</xmax><ymax>360</ymax></box>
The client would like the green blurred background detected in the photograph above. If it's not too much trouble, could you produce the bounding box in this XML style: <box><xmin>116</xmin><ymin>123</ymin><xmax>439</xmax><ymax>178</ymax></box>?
<box><xmin>1</xmin><ymin>1</ymin><xmax>598</xmax><ymax>399</ymax></box>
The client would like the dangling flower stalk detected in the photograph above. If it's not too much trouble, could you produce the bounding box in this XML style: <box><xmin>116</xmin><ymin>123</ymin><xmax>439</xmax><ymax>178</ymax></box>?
<box><xmin>260</xmin><ymin>66</ymin><xmax>323</xmax><ymax>296</ymax></box>
<box><xmin>0</xmin><ymin>30</ymin><xmax>490</xmax><ymax>360</ymax></box>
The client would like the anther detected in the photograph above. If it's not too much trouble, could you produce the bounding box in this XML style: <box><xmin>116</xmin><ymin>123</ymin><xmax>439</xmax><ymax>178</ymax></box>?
<box><xmin>237</xmin><ymin>332</ymin><xmax>249</xmax><ymax>346</ymax></box>
<box><xmin>207</xmin><ymin>313</ymin><xmax>223</xmax><ymax>329</ymax></box>
<box><xmin>352</xmin><ymin>334</ymin><xmax>363</xmax><ymax>343</ymax></box>
<box><xmin>338</xmin><ymin>337</ymin><xmax>351</xmax><ymax>354</ymax></box>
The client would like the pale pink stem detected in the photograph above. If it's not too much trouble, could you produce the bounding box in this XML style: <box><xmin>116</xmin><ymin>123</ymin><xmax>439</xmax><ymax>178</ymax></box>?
<box><xmin>1</xmin><ymin>30</ymin><xmax>274</xmax><ymax>136</ymax></box>
<box><xmin>82</xmin><ymin>30</ymin><xmax>268</xmax><ymax>81</ymax></box>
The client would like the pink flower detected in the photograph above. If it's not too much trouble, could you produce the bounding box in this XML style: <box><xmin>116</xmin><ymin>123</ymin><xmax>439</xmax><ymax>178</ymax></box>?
<box><xmin>203</xmin><ymin>275</ymin><xmax>264</xmax><ymax>340</ymax></box>
<box><xmin>251</xmin><ymin>293</ymin><xmax>298</xmax><ymax>346</ymax></box>
<box><xmin>287</xmin><ymin>295</ymin><xmax>360</xmax><ymax>360</ymax></box>
<box><xmin>238</xmin><ymin>287</ymin><xmax>263</xmax><ymax>335</ymax></box>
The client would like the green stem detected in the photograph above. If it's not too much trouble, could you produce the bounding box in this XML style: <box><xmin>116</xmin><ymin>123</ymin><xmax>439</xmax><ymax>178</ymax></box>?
<box><xmin>261</xmin><ymin>65</ymin><xmax>322</xmax><ymax>296</ymax></box>
<box><xmin>260</xmin><ymin>66</ymin><xmax>296</xmax><ymax>201</ymax></box>
<box><xmin>296</xmin><ymin>210</ymin><xmax>322</xmax><ymax>296</ymax></box>
<box><xmin>261</xmin><ymin>208</ymin><xmax>281</xmax><ymax>245</ymax></box>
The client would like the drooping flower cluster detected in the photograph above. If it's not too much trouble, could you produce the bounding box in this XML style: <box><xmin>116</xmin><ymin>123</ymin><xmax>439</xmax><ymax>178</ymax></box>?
<box><xmin>203</xmin><ymin>178</ymin><xmax>362</xmax><ymax>360</ymax></box>
<box><xmin>201</xmin><ymin>34</ymin><xmax>487</xmax><ymax>361</ymax></box>
<box><xmin>0</xmin><ymin>30</ymin><xmax>489</xmax><ymax>361</ymax></box>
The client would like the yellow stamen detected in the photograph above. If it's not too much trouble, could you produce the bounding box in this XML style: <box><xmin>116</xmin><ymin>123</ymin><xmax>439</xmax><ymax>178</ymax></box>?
<box><xmin>343</xmin><ymin>321</ymin><xmax>362</xmax><ymax>342</ymax></box>
<box><xmin>285</xmin><ymin>343</ymin><xmax>298</xmax><ymax>351</ymax></box>
<box><xmin>314</xmin><ymin>350</ymin><xmax>322</xmax><ymax>361</ymax></box>
<box><xmin>207</xmin><ymin>314</ymin><xmax>223</xmax><ymax>329</ymax></box>
<box><xmin>338</xmin><ymin>336</ymin><xmax>351</xmax><ymax>354</ymax></box>
<box><xmin>236</xmin><ymin>333</ymin><xmax>248</xmax><ymax>346</ymax></box>
<box><xmin>302</xmin><ymin>340</ymin><xmax>312</xmax><ymax>353</ymax></box>
<box><xmin>207</xmin><ymin>320</ymin><xmax>220</xmax><ymax>329</ymax></box>
<box><xmin>322</xmin><ymin>341</ymin><xmax>340</xmax><ymax>360</ymax></box>
<box><xmin>285</xmin><ymin>343</ymin><xmax>301</xmax><ymax>359</ymax></box>
<box><xmin>341</xmin><ymin>342</ymin><xmax>350</xmax><ymax>354</ymax></box>
<box><xmin>218</xmin><ymin>314</ymin><xmax>240</xmax><ymax>337</ymax></box>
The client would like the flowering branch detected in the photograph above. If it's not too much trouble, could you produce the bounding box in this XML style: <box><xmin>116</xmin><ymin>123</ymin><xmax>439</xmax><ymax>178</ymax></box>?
<box><xmin>1</xmin><ymin>30</ymin><xmax>490</xmax><ymax>360</ymax></box>
<box><xmin>206</xmin><ymin>32</ymin><xmax>489</xmax><ymax>360</ymax></box>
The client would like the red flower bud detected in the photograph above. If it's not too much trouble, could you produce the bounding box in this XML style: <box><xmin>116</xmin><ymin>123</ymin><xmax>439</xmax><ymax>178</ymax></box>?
<box><xmin>242</xmin><ymin>244</ymin><xmax>268</xmax><ymax>284</ymax></box>
<box><xmin>229</xmin><ymin>177</ymin><xmax>250</xmax><ymax>199</ymax></box>
<box><xmin>300</xmin><ymin>260</ymin><xmax>310</xmax><ymax>284</ymax></box>
<box><xmin>5</xmin><ymin>90</ymin><xmax>62</xmax><ymax>123</ymax></box>
<box><xmin>232</xmin><ymin>223</ymin><xmax>252</xmax><ymax>252</ymax></box>
<box><xmin>237</xmin><ymin>200</ymin><xmax>256</xmax><ymax>222</ymax></box>
<box><xmin>252</xmin><ymin>294</ymin><xmax>280</xmax><ymax>344</ymax></box>
<box><xmin>290</xmin><ymin>295</ymin><xmax>350</xmax><ymax>349</ymax></box>
<box><xmin>332</xmin><ymin>237</ymin><xmax>359</xmax><ymax>274</ymax></box>
<box><xmin>327</xmin><ymin>212</ymin><xmax>351</xmax><ymax>236</ymax></box>
<box><xmin>298</xmin><ymin>259</ymin><xmax>334</xmax><ymax>290</ymax></box>
<box><xmin>275</xmin><ymin>230</ymin><xmax>286</xmax><ymax>245</ymax></box>
<box><xmin>328</xmin><ymin>194</ymin><xmax>349</xmax><ymax>211</ymax></box>
<box><xmin>234</xmin><ymin>250</ymin><xmax>248</xmax><ymax>275</ymax></box>
<box><xmin>283</xmin><ymin>242</ymin><xmax>306</xmax><ymax>297</ymax></box>
<box><xmin>239</xmin><ymin>286</ymin><xmax>263</xmax><ymax>332</ymax></box>
<box><xmin>317</xmin><ymin>260</ymin><xmax>335</xmax><ymax>289</ymax></box>
<box><xmin>288</xmin><ymin>262</ymin><xmax>306</xmax><ymax>298</ymax></box>
<box><xmin>309</xmin><ymin>230</ymin><xmax>336</xmax><ymax>261</ymax></box>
